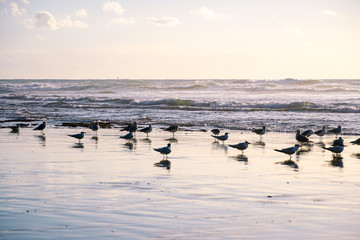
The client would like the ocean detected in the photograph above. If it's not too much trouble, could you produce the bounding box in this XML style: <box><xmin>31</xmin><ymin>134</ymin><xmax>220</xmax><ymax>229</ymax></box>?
<box><xmin>1</xmin><ymin>79</ymin><xmax>359</xmax><ymax>134</ymax></box>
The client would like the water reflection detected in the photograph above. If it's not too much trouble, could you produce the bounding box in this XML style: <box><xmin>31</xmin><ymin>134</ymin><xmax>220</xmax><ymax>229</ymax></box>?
<box><xmin>92</xmin><ymin>136</ymin><xmax>99</xmax><ymax>142</ymax></box>
<box><xmin>165</xmin><ymin>137</ymin><xmax>178</xmax><ymax>143</ymax></box>
<box><xmin>123</xmin><ymin>139</ymin><xmax>137</xmax><ymax>150</ymax></box>
<box><xmin>212</xmin><ymin>141</ymin><xmax>228</xmax><ymax>153</ymax></box>
<box><xmin>72</xmin><ymin>142</ymin><xmax>84</xmax><ymax>149</ymax></box>
<box><xmin>351</xmin><ymin>153</ymin><xmax>360</xmax><ymax>159</ymax></box>
<box><xmin>230</xmin><ymin>154</ymin><xmax>248</xmax><ymax>163</ymax></box>
<box><xmin>36</xmin><ymin>134</ymin><xmax>46</xmax><ymax>147</ymax></box>
<box><xmin>254</xmin><ymin>140</ymin><xmax>266</xmax><ymax>148</ymax></box>
<box><xmin>154</xmin><ymin>159</ymin><xmax>171</xmax><ymax>170</ymax></box>
<box><xmin>276</xmin><ymin>159</ymin><xmax>299</xmax><ymax>170</ymax></box>
<box><xmin>329</xmin><ymin>155</ymin><xmax>344</xmax><ymax>168</ymax></box>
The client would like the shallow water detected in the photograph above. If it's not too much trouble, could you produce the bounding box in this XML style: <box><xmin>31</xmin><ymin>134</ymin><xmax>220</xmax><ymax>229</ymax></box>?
<box><xmin>1</xmin><ymin>128</ymin><xmax>359</xmax><ymax>239</ymax></box>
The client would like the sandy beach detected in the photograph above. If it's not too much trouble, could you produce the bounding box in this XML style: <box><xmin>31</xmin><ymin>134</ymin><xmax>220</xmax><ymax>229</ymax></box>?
<box><xmin>1</xmin><ymin>126</ymin><xmax>360</xmax><ymax>239</ymax></box>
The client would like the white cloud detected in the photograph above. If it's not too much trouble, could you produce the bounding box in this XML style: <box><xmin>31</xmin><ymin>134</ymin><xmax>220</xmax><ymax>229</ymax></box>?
<box><xmin>321</xmin><ymin>9</ymin><xmax>337</xmax><ymax>16</ymax></box>
<box><xmin>9</xmin><ymin>2</ymin><xmax>26</xmax><ymax>16</ymax></box>
<box><xmin>283</xmin><ymin>27</ymin><xmax>302</xmax><ymax>36</ymax></box>
<box><xmin>189</xmin><ymin>6</ymin><xmax>231</xmax><ymax>20</ymax></box>
<box><xmin>109</xmin><ymin>17</ymin><xmax>134</xmax><ymax>26</ymax></box>
<box><xmin>25</xmin><ymin>11</ymin><xmax>58</xmax><ymax>30</ymax></box>
<box><xmin>21</xmin><ymin>0</ymin><xmax>30</xmax><ymax>4</ymax></box>
<box><xmin>76</xmin><ymin>9</ymin><xmax>87</xmax><ymax>18</ymax></box>
<box><xmin>103</xmin><ymin>1</ymin><xmax>125</xmax><ymax>15</ymax></box>
<box><xmin>146</xmin><ymin>17</ymin><xmax>180</xmax><ymax>26</ymax></box>
<box><xmin>58</xmin><ymin>15</ymin><xmax>88</xmax><ymax>28</ymax></box>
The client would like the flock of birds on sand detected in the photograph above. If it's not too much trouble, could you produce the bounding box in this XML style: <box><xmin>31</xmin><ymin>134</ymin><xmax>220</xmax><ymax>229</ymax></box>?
<box><xmin>9</xmin><ymin>121</ymin><xmax>360</xmax><ymax>166</ymax></box>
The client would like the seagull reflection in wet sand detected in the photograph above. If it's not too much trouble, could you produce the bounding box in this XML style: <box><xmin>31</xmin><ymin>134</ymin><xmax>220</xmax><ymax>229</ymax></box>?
<box><xmin>329</xmin><ymin>155</ymin><xmax>343</xmax><ymax>168</ymax></box>
<box><xmin>154</xmin><ymin>160</ymin><xmax>171</xmax><ymax>170</ymax></box>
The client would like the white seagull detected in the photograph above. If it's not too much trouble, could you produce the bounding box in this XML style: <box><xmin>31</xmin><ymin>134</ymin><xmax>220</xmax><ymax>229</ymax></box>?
<box><xmin>154</xmin><ymin>143</ymin><xmax>171</xmax><ymax>159</ymax></box>
<box><xmin>274</xmin><ymin>144</ymin><xmax>300</xmax><ymax>159</ymax></box>
<box><xmin>68</xmin><ymin>132</ymin><xmax>85</xmax><ymax>142</ymax></box>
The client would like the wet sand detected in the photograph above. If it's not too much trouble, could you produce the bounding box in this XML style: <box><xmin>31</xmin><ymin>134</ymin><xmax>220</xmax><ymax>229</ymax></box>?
<box><xmin>0</xmin><ymin>127</ymin><xmax>360</xmax><ymax>239</ymax></box>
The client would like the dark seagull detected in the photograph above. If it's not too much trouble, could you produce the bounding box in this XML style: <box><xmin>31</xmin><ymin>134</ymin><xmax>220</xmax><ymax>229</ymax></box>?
<box><xmin>33</xmin><ymin>121</ymin><xmax>46</xmax><ymax>134</ymax></box>
<box><xmin>154</xmin><ymin>143</ymin><xmax>172</xmax><ymax>159</ymax></box>
<box><xmin>68</xmin><ymin>132</ymin><xmax>85</xmax><ymax>142</ymax></box>
<box><xmin>139</xmin><ymin>124</ymin><xmax>152</xmax><ymax>138</ymax></box>
<box><xmin>165</xmin><ymin>125</ymin><xmax>179</xmax><ymax>137</ymax></box>
<box><xmin>229</xmin><ymin>141</ymin><xmax>251</xmax><ymax>154</ymax></box>
<box><xmin>274</xmin><ymin>144</ymin><xmax>300</xmax><ymax>159</ymax></box>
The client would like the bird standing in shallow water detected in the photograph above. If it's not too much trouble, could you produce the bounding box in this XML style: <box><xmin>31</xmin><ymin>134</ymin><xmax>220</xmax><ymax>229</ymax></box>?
<box><xmin>211</xmin><ymin>129</ymin><xmax>220</xmax><ymax>136</ymax></box>
<box><xmin>165</xmin><ymin>125</ymin><xmax>179</xmax><ymax>137</ymax></box>
<box><xmin>154</xmin><ymin>143</ymin><xmax>171</xmax><ymax>159</ymax></box>
<box><xmin>315</xmin><ymin>126</ymin><xmax>326</xmax><ymax>138</ymax></box>
<box><xmin>68</xmin><ymin>132</ymin><xmax>85</xmax><ymax>142</ymax></box>
<box><xmin>252</xmin><ymin>126</ymin><xmax>266</xmax><ymax>136</ymax></box>
<box><xmin>296</xmin><ymin>130</ymin><xmax>311</xmax><ymax>146</ymax></box>
<box><xmin>328</xmin><ymin>125</ymin><xmax>342</xmax><ymax>137</ymax></box>
<box><xmin>212</xmin><ymin>132</ymin><xmax>229</xmax><ymax>142</ymax></box>
<box><xmin>350</xmin><ymin>138</ymin><xmax>360</xmax><ymax>145</ymax></box>
<box><xmin>90</xmin><ymin>121</ymin><xmax>99</xmax><ymax>136</ymax></box>
<box><xmin>274</xmin><ymin>144</ymin><xmax>300</xmax><ymax>159</ymax></box>
<box><xmin>33</xmin><ymin>121</ymin><xmax>46</xmax><ymax>134</ymax></box>
<box><xmin>323</xmin><ymin>145</ymin><xmax>344</xmax><ymax>157</ymax></box>
<box><xmin>120</xmin><ymin>131</ymin><xmax>134</xmax><ymax>141</ymax></box>
<box><xmin>229</xmin><ymin>141</ymin><xmax>251</xmax><ymax>154</ymax></box>
<box><xmin>10</xmin><ymin>124</ymin><xmax>20</xmax><ymax>133</ymax></box>
<box><xmin>139</xmin><ymin>124</ymin><xmax>152</xmax><ymax>138</ymax></box>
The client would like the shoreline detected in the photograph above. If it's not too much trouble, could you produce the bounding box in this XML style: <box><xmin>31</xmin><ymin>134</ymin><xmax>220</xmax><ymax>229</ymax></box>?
<box><xmin>1</xmin><ymin>128</ymin><xmax>360</xmax><ymax>239</ymax></box>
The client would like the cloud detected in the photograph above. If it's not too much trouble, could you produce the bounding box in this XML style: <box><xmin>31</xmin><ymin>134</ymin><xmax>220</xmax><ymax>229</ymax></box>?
<box><xmin>109</xmin><ymin>17</ymin><xmax>134</xmax><ymax>26</ymax></box>
<box><xmin>321</xmin><ymin>9</ymin><xmax>337</xmax><ymax>16</ymax></box>
<box><xmin>21</xmin><ymin>0</ymin><xmax>30</xmax><ymax>4</ymax></box>
<box><xmin>76</xmin><ymin>9</ymin><xmax>87</xmax><ymax>18</ymax></box>
<box><xmin>103</xmin><ymin>1</ymin><xmax>125</xmax><ymax>15</ymax></box>
<box><xmin>58</xmin><ymin>16</ymin><xmax>88</xmax><ymax>28</ymax></box>
<box><xmin>146</xmin><ymin>17</ymin><xmax>180</xmax><ymax>26</ymax></box>
<box><xmin>283</xmin><ymin>27</ymin><xmax>302</xmax><ymax>36</ymax></box>
<box><xmin>9</xmin><ymin>2</ymin><xmax>26</xmax><ymax>16</ymax></box>
<box><xmin>25</xmin><ymin>11</ymin><xmax>58</xmax><ymax>30</ymax></box>
<box><xmin>36</xmin><ymin>34</ymin><xmax>46</xmax><ymax>41</ymax></box>
<box><xmin>189</xmin><ymin>6</ymin><xmax>231</xmax><ymax>20</ymax></box>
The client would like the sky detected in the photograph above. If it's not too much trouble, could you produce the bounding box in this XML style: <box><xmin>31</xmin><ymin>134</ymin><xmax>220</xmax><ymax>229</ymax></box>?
<box><xmin>0</xmin><ymin>0</ymin><xmax>359</xmax><ymax>79</ymax></box>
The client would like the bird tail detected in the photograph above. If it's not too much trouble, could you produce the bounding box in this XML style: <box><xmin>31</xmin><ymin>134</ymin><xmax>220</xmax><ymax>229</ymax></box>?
<box><xmin>274</xmin><ymin>149</ymin><xmax>282</xmax><ymax>152</ymax></box>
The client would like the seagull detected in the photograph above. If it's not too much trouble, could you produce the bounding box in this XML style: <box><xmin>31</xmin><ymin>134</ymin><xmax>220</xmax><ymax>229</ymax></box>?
<box><xmin>323</xmin><ymin>145</ymin><xmax>344</xmax><ymax>156</ymax></box>
<box><xmin>229</xmin><ymin>141</ymin><xmax>251</xmax><ymax>154</ymax></box>
<box><xmin>315</xmin><ymin>126</ymin><xmax>326</xmax><ymax>137</ymax></box>
<box><xmin>252</xmin><ymin>126</ymin><xmax>266</xmax><ymax>136</ymax></box>
<box><xmin>139</xmin><ymin>124</ymin><xmax>152</xmax><ymax>138</ymax></box>
<box><xmin>10</xmin><ymin>124</ymin><xmax>20</xmax><ymax>133</ymax></box>
<box><xmin>68</xmin><ymin>132</ymin><xmax>85</xmax><ymax>142</ymax></box>
<box><xmin>165</xmin><ymin>125</ymin><xmax>179</xmax><ymax>137</ymax></box>
<box><xmin>212</xmin><ymin>132</ymin><xmax>229</xmax><ymax>142</ymax></box>
<box><xmin>154</xmin><ymin>143</ymin><xmax>171</xmax><ymax>159</ymax></box>
<box><xmin>211</xmin><ymin>128</ymin><xmax>220</xmax><ymax>136</ymax></box>
<box><xmin>90</xmin><ymin>121</ymin><xmax>99</xmax><ymax>136</ymax></box>
<box><xmin>296</xmin><ymin>130</ymin><xmax>311</xmax><ymax>145</ymax></box>
<box><xmin>301</xmin><ymin>129</ymin><xmax>313</xmax><ymax>137</ymax></box>
<box><xmin>120</xmin><ymin>131</ymin><xmax>134</xmax><ymax>140</ymax></box>
<box><xmin>328</xmin><ymin>125</ymin><xmax>342</xmax><ymax>136</ymax></box>
<box><xmin>274</xmin><ymin>144</ymin><xmax>300</xmax><ymax>159</ymax></box>
<box><xmin>350</xmin><ymin>138</ymin><xmax>360</xmax><ymax>145</ymax></box>
<box><xmin>121</xmin><ymin>122</ymin><xmax>137</xmax><ymax>132</ymax></box>
<box><xmin>33</xmin><ymin>121</ymin><xmax>46</xmax><ymax>134</ymax></box>
<box><xmin>332</xmin><ymin>137</ymin><xmax>344</xmax><ymax>147</ymax></box>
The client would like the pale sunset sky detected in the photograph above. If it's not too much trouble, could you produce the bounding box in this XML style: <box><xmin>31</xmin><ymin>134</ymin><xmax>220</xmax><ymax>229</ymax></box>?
<box><xmin>0</xmin><ymin>0</ymin><xmax>359</xmax><ymax>79</ymax></box>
